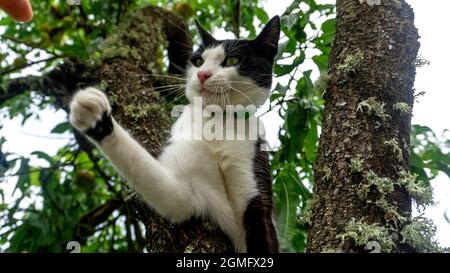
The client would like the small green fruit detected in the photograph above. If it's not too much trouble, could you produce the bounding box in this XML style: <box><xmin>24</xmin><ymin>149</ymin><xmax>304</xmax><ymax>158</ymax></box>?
<box><xmin>74</xmin><ymin>169</ymin><xmax>96</xmax><ymax>192</ymax></box>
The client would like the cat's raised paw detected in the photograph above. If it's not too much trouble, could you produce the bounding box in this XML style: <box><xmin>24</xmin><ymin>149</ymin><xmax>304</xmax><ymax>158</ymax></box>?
<box><xmin>69</xmin><ymin>87</ymin><xmax>112</xmax><ymax>134</ymax></box>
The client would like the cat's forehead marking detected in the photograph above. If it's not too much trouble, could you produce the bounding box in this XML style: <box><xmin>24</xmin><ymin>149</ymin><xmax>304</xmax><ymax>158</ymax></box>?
<box><xmin>202</xmin><ymin>45</ymin><xmax>225</xmax><ymax>63</ymax></box>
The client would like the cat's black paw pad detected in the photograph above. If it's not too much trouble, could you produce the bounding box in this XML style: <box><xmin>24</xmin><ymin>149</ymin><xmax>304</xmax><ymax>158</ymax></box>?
<box><xmin>69</xmin><ymin>88</ymin><xmax>113</xmax><ymax>140</ymax></box>
<box><xmin>85</xmin><ymin>111</ymin><xmax>114</xmax><ymax>141</ymax></box>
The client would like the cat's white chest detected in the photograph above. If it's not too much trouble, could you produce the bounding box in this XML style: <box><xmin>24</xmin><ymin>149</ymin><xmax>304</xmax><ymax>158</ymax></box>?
<box><xmin>205</xmin><ymin>139</ymin><xmax>259</xmax><ymax>218</ymax></box>
<box><xmin>169</xmin><ymin>106</ymin><xmax>260</xmax><ymax>216</ymax></box>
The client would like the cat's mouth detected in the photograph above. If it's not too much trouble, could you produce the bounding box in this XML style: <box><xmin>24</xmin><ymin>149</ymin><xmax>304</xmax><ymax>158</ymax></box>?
<box><xmin>200</xmin><ymin>82</ymin><xmax>231</xmax><ymax>95</ymax></box>
<box><xmin>200</xmin><ymin>87</ymin><xmax>221</xmax><ymax>96</ymax></box>
<box><xmin>200</xmin><ymin>88</ymin><xmax>212</xmax><ymax>93</ymax></box>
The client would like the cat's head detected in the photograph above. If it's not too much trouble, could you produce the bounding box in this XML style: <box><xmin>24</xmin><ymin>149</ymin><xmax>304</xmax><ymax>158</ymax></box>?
<box><xmin>185</xmin><ymin>16</ymin><xmax>280</xmax><ymax>108</ymax></box>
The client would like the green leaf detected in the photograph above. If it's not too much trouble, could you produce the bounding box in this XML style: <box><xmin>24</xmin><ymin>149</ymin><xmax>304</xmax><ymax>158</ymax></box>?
<box><xmin>255</xmin><ymin>7</ymin><xmax>269</xmax><ymax>23</ymax></box>
<box><xmin>270</xmin><ymin>93</ymin><xmax>284</xmax><ymax>102</ymax></box>
<box><xmin>412</xmin><ymin>124</ymin><xmax>433</xmax><ymax>135</ymax></box>
<box><xmin>75</xmin><ymin>151</ymin><xmax>94</xmax><ymax>169</ymax></box>
<box><xmin>12</xmin><ymin>158</ymin><xmax>30</xmax><ymax>196</ymax></box>
<box><xmin>274</xmin><ymin>169</ymin><xmax>302</xmax><ymax>251</ymax></box>
<box><xmin>321</xmin><ymin>18</ymin><xmax>336</xmax><ymax>34</ymax></box>
<box><xmin>281</xmin><ymin>13</ymin><xmax>299</xmax><ymax>32</ymax></box>
<box><xmin>274</xmin><ymin>52</ymin><xmax>305</xmax><ymax>76</ymax></box>
<box><xmin>303</xmin><ymin>119</ymin><xmax>318</xmax><ymax>162</ymax></box>
<box><xmin>31</xmin><ymin>151</ymin><xmax>54</xmax><ymax>165</ymax></box>
<box><xmin>312</xmin><ymin>55</ymin><xmax>329</xmax><ymax>72</ymax></box>
<box><xmin>51</xmin><ymin>122</ymin><xmax>71</xmax><ymax>134</ymax></box>
<box><xmin>315</xmin><ymin>32</ymin><xmax>335</xmax><ymax>46</ymax></box>
<box><xmin>273</xmin><ymin>83</ymin><xmax>288</xmax><ymax>95</ymax></box>
<box><xmin>296</xmin><ymin>70</ymin><xmax>314</xmax><ymax>97</ymax></box>
<box><xmin>30</xmin><ymin>168</ymin><xmax>41</xmax><ymax>186</ymax></box>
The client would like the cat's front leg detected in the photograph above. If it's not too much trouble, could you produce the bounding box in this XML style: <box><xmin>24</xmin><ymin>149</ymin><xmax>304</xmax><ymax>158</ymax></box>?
<box><xmin>69</xmin><ymin>87</ymin><xmax>198</xmax><ymax>222</ymax></box>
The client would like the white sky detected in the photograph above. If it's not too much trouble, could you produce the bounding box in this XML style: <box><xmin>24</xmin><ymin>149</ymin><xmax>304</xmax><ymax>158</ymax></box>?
<box><xmin>0</xmin><ymin>0</ymin><xmax>449</xmax><ymax>249</ymax></box>
<box><xmin>402</xmin><ymin>0</ymin><xmax>450</xmax><ymax>248</ymax></box>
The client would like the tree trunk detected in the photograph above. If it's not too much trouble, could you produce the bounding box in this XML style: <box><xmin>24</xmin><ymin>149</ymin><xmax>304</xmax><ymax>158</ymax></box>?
<box><xmin>307</xmin><ymin>0</ymin><xmax>419</xmax><ymax>253</ymax></box>
<box><xmin>43</xmin><ymin>6</ymin><xmax>233</xmax><ymax>253</ymax></box>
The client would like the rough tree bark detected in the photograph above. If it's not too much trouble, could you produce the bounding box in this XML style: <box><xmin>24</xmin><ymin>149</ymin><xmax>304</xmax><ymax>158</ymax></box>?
<box><xmin>6</xmin><ymin>6</ymin><xmax>233</xmax><ymax>252</ymax></box>
<box><xmin>307</xmin><ymin>0</ymin><xmax>420</xmax><ymax>252</ymax></box>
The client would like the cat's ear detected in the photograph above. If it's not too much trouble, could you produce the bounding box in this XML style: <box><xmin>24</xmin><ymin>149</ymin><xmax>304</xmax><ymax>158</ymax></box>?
<box><xmin>195</xmin><ymin>20</ymin><xmax>216</xmax><ymax>47</ymax></box>
<box><xmin>251</xmin><ymin>16</ymin><xmax>281</xmax><ymax>59</ymax></box>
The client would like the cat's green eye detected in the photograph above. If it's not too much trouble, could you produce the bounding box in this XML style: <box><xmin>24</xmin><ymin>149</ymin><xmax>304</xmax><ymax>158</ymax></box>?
<box><xmin>225</xmin><ymin>56</ymin><xmax>240</xmax><ymax>67</ymax></box>
<box><xmin>192</xmin><ymin>57</ymin><xmax>204</xmax><ymax>67</ymax></box>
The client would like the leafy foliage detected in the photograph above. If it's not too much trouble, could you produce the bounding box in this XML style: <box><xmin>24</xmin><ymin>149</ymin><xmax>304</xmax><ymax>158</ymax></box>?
<box><xmin>0</xmin><ymin>0</ymin><xmax>449</xmax><ymax>253</ymax></box>
<box><xmin>410</xmin><ymin>125</ymin><xmax>450</xmax><ymax>184</ymax></box>
<box><xmin>269</xmin><ymin>0</ymin><xmax>335</xmax><ymax>251</ymax></box>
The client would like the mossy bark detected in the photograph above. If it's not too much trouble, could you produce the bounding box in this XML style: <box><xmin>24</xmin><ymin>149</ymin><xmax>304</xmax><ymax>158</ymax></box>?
<box><xmin>307</xmin><ymin>0</ymin><xmax>419</xmax><ymax>253</ymax></box>
<box><xmin>44</xmin><ymin>6</ymin><xmax>233</xmax><ymax>252</ymax></box>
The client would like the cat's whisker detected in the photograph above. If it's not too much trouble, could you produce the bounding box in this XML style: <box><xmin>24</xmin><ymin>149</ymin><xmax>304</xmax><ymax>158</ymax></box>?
<box><xmin>236</xmin><ymin>56</ymin><xmax>247</xmax><ymax>70</ymax></box>
<box><xmin>151</xmin><ymin>88</ymin><xmax>185</xmax><ymax>94</ymax></box>
<box><xmin>152</xmin><ymin>84</ymin><xmax>186</xmax><ymax>90</ymax></box>
<box><xmin>211</xmin><ymin>82</ymin><xmax>223</xmax><ymax>109</ymax></box>
<box><xmin>166</xmin><ymin>19</ymin><xmax>194</xmax><ymax>41</ymax></box>
<box><xmin>150</xmin><ymin>74</ymin><xmax>187</xmax><ymax>82</ymax></box>
<box><xmin>144</xmin><ymin>86</ymin><xmax>185</xmax><ymax>96</ymax></box>
<box><xmin>227</xmin><ymin>39</ymin><xmax>241</xmax><ymax>56</ymax></box>
<box><xmin>126</xmin><ymin>73</ymin><xmax>188</xmax><ymax>82</ymax></box>
<box><xmin>155</xmin><ymin>91</ymin><xmax>187</xmax><ymax>117</ymax></box>
<box><xmin>153</xmin><ymin>89</ymin><xmax>184</xmax><ymax>98</ymax></box>
<box><xmin>228</xmin><ymin>42</ymin><xmax>246</xmax><ymax>56</ymax></box>
<box><xmin>216</xmin><ymin>82</ymin><xmax>230</xmax><ymax>109</ymax></box>
<box><xmin>220</xmin><ymin>85</ymin><xmax>230</xmax><ymax>109</ymax></box>
<box><xmin>227</xmin><ymin>80</ymin><xmax>257</xmax><ymax>86</ymax></box>
<box><xmin>220</xmin><ymin>88</ymin><xmax>225</xmax><ymax>111</ymax></box>
<box><xmin>147</xmin><ymin>74</ymin><xmax>187</xmax><ymax>81</ymax></box>
<box><xmin>160</xmin><ymin>86</ymin><xmax>187</xmax><ymax>98</ymax></box>
<box><xmin>234</xmin><ymin>12</ymin><xmax>249</xmax><ymax>39</ymax></box>
<box><xmin>172</xmin><ymin>40</ymin><xmax>195</xmax><ymax>51</ymax></box>
<box><xmin>169</xmin><ymin>61</ymin><xmax>188</xmax><ymax>74</ymax></box>
<box><xmin>173</xmin><ymin>48</ymin><xmax>195</xmax><ymax>58</ymax></box>
<box><xmin>216</xmin><ymin>90</ymin><xmax>223</xmax><ymax>108</ymax></box>
<box><xmin>152</xmin><ymin>82</ymin><xmax>186</xmax><ymax>87</ymax></box>
<box><xmin>207</xmin><ymin>85</ymin><xmax>217</xmax><ymax>106</ymax></box>
<box><xmin>226</xmin><ymin>84</ymin><xmax>256</xmax><ymax>106</ymax></box>
<box><xmin>224</xmin><ymin>86</ymin><xmax>232</xmax><ymax>109</ymax></box>
<box><xmin>166</xmin><ymin>93</ymin><xmax>186</xmax><ymax>105</ymax></box>
<box><xmin>234</xmin><ymin>72</ymin><xmax>274</xmax><ymax>77</ymax></box>
<box><xmin>135</xmin><ymin>84</ymin><xmax>185</xmax><ymax>98</ymax></box>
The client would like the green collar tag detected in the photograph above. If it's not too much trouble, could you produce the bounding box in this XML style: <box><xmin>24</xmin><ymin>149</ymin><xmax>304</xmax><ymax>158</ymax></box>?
<box><xmin>234</xmin><ymin>111</ymin><xmax>250</xmax><ymax>120</ymax></box>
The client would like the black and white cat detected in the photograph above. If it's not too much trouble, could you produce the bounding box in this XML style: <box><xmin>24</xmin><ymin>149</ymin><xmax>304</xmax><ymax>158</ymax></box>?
<box><xmin>69</xmin><ymin>16</ymin><xmax>280</xmax><ymax>253</ymax></box>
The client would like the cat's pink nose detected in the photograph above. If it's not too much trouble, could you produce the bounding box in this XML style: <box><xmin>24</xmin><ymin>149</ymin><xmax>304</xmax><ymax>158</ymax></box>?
<box><xmin>197</xmin><ymin>70</ymin><xmax>212</xmax><ymax>85</ymax></box>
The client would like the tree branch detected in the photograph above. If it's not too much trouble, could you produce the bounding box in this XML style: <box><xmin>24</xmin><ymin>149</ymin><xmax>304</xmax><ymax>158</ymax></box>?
<box><xmin>74</xmin><ymin>198</ymin><xmax>122</xmax><ymax>244</ymax></box>
<box><xmin>85</xmin><ymin>149</ymin><xmax>120</xmax><ymax>196</ymax></box>
<box><xmin>0</xmin><ymin>75</ymin><xmax>43</xmax><ymax>106</ymax></box>
<box><xmin>233</xmin><ymin>0</ymin><xmax>241</xmax><ymax>38</ymax></box>
<box><xmin>0</xmin><ymin>55</ymin><xmax>65</xmax><ymax>76</ymax></box>
<box><xmin>0</xmin><ymin>34</ymin><xmax>58</xmax><ymax>56</ymax></box>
